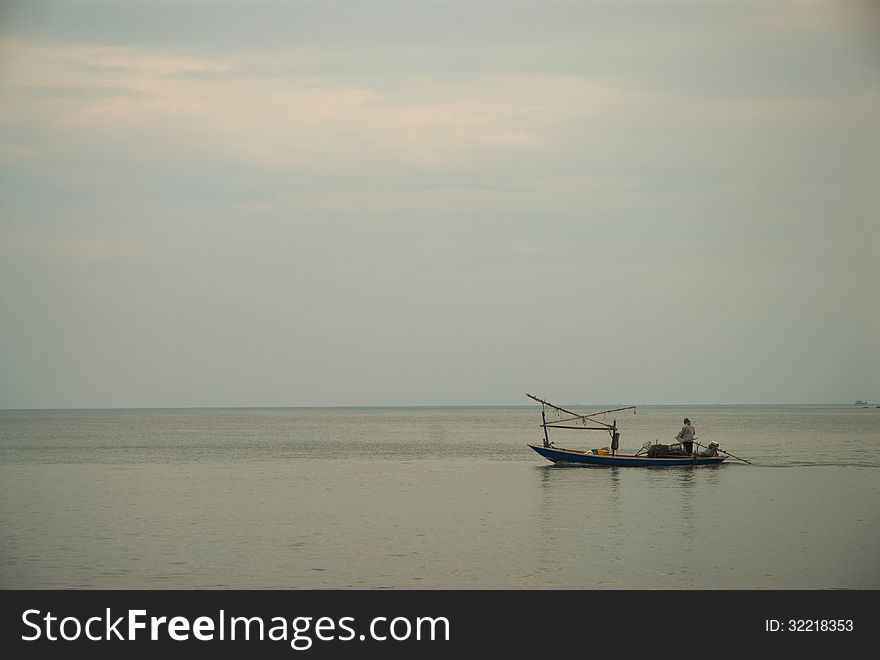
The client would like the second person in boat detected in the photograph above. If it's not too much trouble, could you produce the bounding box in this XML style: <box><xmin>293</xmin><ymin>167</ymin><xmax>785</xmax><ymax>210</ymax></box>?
<box><xmin>698</xmin><ymin>441</ymin><xmax>719</xmax><ymax>457</ymax></box>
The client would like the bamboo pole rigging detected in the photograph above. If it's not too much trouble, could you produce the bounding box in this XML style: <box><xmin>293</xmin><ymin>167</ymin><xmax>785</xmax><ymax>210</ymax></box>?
<box><xmin>525</xmin><ymin>393</ymin><xmax>636</xmax><ymax>428</ymax></box>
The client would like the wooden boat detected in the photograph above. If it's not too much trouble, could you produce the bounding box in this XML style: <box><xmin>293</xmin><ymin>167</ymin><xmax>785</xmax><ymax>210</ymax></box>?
<box><xmin>526</xmin><ymin>393</ymin><xmax>728</xmax><ymax>467</ymax></box>
<box><xmin>528</xmin><ymin>443</ymin><xmax>726</xmax><ymax>467</ymax></box>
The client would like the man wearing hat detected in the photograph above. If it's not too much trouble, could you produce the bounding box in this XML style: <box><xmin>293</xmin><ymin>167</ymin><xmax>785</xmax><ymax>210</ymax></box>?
<box><xmin>700</xmin><ymin>441</ymin><xmax>720</xmax><ymax>457</ymax></box>
<box><xmin>676</xmin><ymin>418</ymin><xmax>696</xmax><ymax>455</ymax></box>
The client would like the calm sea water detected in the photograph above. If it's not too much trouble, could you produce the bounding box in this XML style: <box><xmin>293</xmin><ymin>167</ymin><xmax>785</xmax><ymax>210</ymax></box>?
<box><xmin>1</xmin><ymin>405</ymin><xmax>878</xmax><ymax>589</ymax></box>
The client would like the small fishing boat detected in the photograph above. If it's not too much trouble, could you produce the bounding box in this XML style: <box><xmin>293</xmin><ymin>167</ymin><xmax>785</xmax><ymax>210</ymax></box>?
<box><xmin>529</xmin><ymin>443</ymin><xmax>727</xmax><ymax>467</ymax></box>
<box><xmin>526</xmin><ymin>393</ymin><xmax>730</xmax><ymax>467</ymax></box>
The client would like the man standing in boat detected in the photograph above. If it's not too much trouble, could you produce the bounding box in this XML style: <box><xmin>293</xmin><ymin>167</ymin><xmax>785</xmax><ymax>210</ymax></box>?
<box><xmin>676</xmin><ymin>418</ymin><xmax>695</xmax><ymax>455</ymax></box>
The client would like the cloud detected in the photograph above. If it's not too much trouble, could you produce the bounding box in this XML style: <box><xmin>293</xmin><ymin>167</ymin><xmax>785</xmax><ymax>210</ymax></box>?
<box><xmin>0</xmin><ymin>228</ymin><xmax>157</xmax><ymax>262</ymax></box>
<box><xmin>2</xmin><ymin>39</ymin><xmax>636</xmax><ymax>170</ymax></box>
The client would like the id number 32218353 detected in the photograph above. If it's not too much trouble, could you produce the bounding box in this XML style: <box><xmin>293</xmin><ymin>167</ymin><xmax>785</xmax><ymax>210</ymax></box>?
<box><xmin>765</xmin><ymin>620</ymin><xmax>853</xmax><ymax>632</ymax></box>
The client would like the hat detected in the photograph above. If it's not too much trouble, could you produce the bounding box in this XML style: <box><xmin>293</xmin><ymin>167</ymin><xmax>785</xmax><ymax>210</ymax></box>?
<box><xmin>709</xmin><ymin>441</ymin><xmax>718</xmax><ymax>447</ymax></box>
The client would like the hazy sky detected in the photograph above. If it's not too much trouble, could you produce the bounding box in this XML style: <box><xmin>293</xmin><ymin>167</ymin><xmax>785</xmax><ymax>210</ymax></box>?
<box><xmin>1</xmin><ymin>0</ymin><xmax>878</xmax><ymax>407</ymax></box>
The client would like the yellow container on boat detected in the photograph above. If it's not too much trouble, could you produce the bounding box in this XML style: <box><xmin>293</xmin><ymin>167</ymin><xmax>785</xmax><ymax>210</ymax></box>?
<box><xmin>597</xmin><ymin>448</ymin><xmax>610</xmax><ymax>455</ymax></box>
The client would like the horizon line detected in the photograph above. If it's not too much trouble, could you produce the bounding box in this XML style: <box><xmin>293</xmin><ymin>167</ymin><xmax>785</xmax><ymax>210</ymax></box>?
<box><xmin>1</xmin><ymin>402</ymin><xmax>874</xmax><ymax>412</ymax></box>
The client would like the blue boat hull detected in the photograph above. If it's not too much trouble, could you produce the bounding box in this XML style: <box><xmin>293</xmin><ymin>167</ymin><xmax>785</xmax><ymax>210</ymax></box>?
<box><xmin>528</xmin><ymin>444</ymin><xmax>727</xmax><ymax>467</ymax></box>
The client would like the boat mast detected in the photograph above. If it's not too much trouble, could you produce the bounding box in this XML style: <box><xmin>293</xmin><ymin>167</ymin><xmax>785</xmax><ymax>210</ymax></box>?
<box><xmin>541</xmin><ymin>407</ymin><xmax>550</xmax><ymax>448</ymax></box>
<box><xmin>526</xmin><ymin>393</ymin><xmax>635</xmax><ymax>450</ymax></box>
